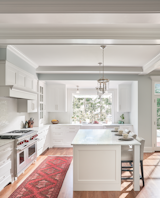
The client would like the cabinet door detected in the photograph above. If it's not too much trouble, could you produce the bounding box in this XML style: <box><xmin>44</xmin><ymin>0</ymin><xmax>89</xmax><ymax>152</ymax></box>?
<box><xmin>25</xmin><ymin>76</ymin><xmax>33</xmax><ymax>90</ymax></box>
<box><xmin>33</xmin><ymin>79</ymin><xmax>38</xmax><ymax>92</ymax></box>
<box><xmin>6</xmin><ymin>65</ymin><xmax>17</xmax><ymax>85</ymax></box>
<box><xmin>46</xmin><ymin>84</ymin><xmax>67</xmax><ymax>112</ymax></box>
<box><xmin>49</xmin><ymin>87</ymin><xmax>66</xmax><ymax>112</ymax></box>
<box><xmin>17</xmin><ymin>72</ymin><xmax>25</xmax><ymax>88</ymax></box>
<box><xmin>27</xmin><ymin>100</ymin><xmax>37</xmax><ymax>113</ymax></box>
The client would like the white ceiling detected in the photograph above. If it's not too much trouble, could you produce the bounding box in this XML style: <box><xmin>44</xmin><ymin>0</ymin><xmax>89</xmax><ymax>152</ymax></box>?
<box><xmin>46</xmin><ymin>80</ymin><xmax>133</xmax><ymax>89</ymax></box>
<box><xmin>12</xmin><ymin>45</ymin><xmax>160</xmax><ymax>67</ymax></box>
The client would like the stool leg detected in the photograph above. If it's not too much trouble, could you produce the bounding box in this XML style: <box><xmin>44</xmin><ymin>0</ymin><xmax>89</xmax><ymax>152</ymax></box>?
<box><xmin>140</xmin><ymin>160</ymin><xmax>145</xmax><ymax>187</ymax></box>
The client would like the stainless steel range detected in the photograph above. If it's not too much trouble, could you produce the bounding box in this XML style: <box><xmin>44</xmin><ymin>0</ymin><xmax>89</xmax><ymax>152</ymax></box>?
<box><xmin>0</xmin><ymin>129</ymin><xmax>38</xmax><ymax>178</ymax></box>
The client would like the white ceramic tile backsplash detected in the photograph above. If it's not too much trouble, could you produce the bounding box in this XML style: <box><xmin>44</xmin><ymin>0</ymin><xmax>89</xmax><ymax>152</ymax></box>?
<box><xmin>0</xmin><ymin>97</ymin><xmax>29</xmax><ymax>134</ymax></box>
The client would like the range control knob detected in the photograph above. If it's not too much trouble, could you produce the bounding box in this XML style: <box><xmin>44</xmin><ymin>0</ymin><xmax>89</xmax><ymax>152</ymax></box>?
<box><xmin>25</xmin><ymin>140</ymin><xmax>29</xmax><ymax>142</ymax></box>
<box><xmin>18</xmin><ymin>141</ymin><xmax>24</xmax><ymax>145</ymax></box>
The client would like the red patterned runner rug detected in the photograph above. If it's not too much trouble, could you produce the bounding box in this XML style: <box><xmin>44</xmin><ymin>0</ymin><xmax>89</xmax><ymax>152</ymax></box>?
<box><xmin>9</xmin><ymin>156</ymin><xmax>73</xmax><ymax>198</ymax></box>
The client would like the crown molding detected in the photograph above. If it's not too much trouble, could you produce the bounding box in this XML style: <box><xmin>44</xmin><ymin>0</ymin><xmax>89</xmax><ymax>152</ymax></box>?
<box><xmin>150</xmin><ymin>75</ymin><xmax>160</xmax><ymax>80</ymax></box>
<box><xmin>143</xmin><ymin>52</ymin><xmax>160</xmax><ymax>74</ymax></box>
<box><xmin>7</xmin><ymin>45</ymin><xmax>38</xmax><ymax>68</ymax></box>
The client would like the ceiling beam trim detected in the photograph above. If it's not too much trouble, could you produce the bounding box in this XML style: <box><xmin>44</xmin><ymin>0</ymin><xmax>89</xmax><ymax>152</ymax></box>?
<box><xmin>36</xmin><ymin>66</ymin><xmax>143</xmax><ymax>74</ymax></box>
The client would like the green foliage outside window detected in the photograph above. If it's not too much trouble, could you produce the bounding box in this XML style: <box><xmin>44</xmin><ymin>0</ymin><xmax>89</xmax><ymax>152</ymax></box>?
<box><xmin>155</xmin><ymin>84</ymin><xmax>160</xmax><ymax>94</ymax></box>
<box><xmin>72</xmin><ymin>95</ymin><xmax>112</xmax><ymax>123</ymax></box>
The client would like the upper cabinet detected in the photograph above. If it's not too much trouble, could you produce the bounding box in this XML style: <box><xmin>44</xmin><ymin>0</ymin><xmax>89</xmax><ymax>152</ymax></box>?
<box><xmin>0</xmin><ymin>61</ymin><xmax>38</xmax><ymax>93</ymax></box>
<box><xmin>17</xmin><ymin>99</ymin><xmax>37</xmax><ymax>113</ymax></box>
<box><xmin>117</xmin><ymin>83</ymin><xmax>131</xmax><ymax>112</ymax></box>
<box><xmin>46</xmin><ymin>84</ymin><xmax>67</xmax><ymax>112</ymax></box>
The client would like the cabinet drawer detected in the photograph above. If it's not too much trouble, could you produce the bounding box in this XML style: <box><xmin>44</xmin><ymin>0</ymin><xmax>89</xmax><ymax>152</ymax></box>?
<box><xmin>52</xmin><ymin>131</ymin><xmax>63</xmax><ymax>136</ymax></box>
<box><xmin>0</xmin><ymin>160</ymin><xmax>12</xmax><ymax>178</ymax></box>
<box><xmin>51</xmin><ymin>126</ymin><xmax>66</xmax><ymax>131</ymax></box>
<box><xmin>0</xmin><ymin>173</ymin><xmax>12</xmax><ymax>191</ymax></box>
<box><xmin>37</xmin><ymin>134</ymin><xmax>46</xmax><ymax>141</ymax></box>
<box><xmin>38</xmin><ymin>130</ymin><xmax>47</xmax><ymax>137</ymax></box>
<box><xmin>52</xmin><ymin>134</ymin><xmax>63</xmax><ymax>140</ymax></box>
<box><xmin>37</xmin><ymin>147</ymin><xmax>43</xmax><ymax>156</ymax></box>
<box><xmin>37</xmin><ymin>139</ymin><xmax>45</xmax><ymax>149</ymax></box>
<box><xmin>52</xmin><ymin>139</ymin><xmax>63</xmax><ymax>145</ymax></box>
<box><xmin>66</xmin><ymin>130</ymin><xmax>77</xmax><ymax>134</ymax></box>
<box><xmin>0</xmin><ymin>144</ymin><xmax>13</xmax><ymax>161</ymax></box>
<box><xmin>67</xmin><ymin>126</ymin><xmax>80</xmax><ymax>131</ymax></box>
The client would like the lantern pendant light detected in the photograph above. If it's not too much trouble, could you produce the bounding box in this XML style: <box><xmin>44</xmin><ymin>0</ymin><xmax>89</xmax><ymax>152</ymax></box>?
<box><xmin>96</xmin><ymin>45</ymin><xmax>109</xmax><ymax>96</ymax></box>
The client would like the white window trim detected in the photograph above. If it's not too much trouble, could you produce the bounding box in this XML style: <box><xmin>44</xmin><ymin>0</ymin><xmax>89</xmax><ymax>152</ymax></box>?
<box><xmin>70</xmin><ymin>88</ymin><xmax>116</xmax><ymax>124</ymax></box>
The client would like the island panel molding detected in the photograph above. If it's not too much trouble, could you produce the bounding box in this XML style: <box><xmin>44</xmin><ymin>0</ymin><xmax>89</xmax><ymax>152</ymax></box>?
<box><xmin>73</xmin><ymin>145</ymin><xmax>121</xmax><ymax>191</ymax></box>
<box><xmin>72</xmin><ymin>129</ymin><xmax>141</xmax><ymax>191</ymax></box>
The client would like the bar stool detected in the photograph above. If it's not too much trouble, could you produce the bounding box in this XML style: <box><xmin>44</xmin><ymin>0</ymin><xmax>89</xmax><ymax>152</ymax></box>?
<box><xmin>121</xmin><ymin>137</ymin><xmax>145</xmax><ymax>187</ymax></box>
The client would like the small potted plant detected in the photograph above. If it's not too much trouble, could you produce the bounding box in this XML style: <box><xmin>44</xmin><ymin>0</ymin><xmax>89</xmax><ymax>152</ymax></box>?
<box><xmin>118</xmin><ymin>114</ymin><xmax>125</xmax><ymax>124</ymax></box>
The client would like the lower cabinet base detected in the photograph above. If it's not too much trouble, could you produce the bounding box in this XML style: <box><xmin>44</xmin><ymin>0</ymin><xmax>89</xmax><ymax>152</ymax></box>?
<box><xmin>0</xmin><ymin>174</ymin><xmax>14</xmax><ymax>192</ymax></box>
<box><xmin>37</xmin><ymin>147</ymin><xmax>49</xmax><ymax>156</ymax></box>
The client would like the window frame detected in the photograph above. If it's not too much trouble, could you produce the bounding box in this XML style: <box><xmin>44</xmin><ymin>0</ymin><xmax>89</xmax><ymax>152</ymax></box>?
<box><xmin>71</xmin><ymin>89</ymin><xmax>115</xmax><ymax>124</ymax></box>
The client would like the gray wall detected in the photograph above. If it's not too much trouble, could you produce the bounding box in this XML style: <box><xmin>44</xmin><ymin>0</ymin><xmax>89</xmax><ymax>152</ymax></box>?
<box><xmin>0</xmin><ymin>48</ymin><xmax>6</xmax><ymax>60</ymax></box>
<box><xmin>39</xmin><ymin>73</ymin><xmax>152</xmax><ymax>147</ymax></box>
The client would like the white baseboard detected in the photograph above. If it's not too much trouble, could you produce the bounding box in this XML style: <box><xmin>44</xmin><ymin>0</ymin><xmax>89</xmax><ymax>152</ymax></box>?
<box><xmin>144</xmin><ymin>147</ymin><xmax>154</xmax><ymax>153</ymax></box>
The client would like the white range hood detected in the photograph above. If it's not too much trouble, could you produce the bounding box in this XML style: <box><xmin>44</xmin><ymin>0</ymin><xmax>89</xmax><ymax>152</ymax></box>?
<box><xmin>0</xmin><ymin>85</ymin><xmax>37</xmax><ymax>100</ymax></box>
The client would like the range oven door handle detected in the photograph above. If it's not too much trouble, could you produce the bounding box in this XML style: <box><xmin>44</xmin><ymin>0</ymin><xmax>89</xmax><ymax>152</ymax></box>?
<box><xmin>16</xmin><ymin>141</ymin><xmax>37</xmax><ymax>152</ymax></box>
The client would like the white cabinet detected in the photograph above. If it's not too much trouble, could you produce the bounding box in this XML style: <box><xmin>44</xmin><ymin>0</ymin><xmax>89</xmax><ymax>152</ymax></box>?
<box><xmin>0</xmin><ymin>61</ymin><xmax>38</xmax><ymax>93</ymax></box>
<box><xmin>50</xmin><ymin>125</ymin><xmax>80</xmax><ymax>147</ymax></box>
<box><xmin>17</xmin><ymin>99</ymin><xmax>37</xmax><ymax>113</ymax></box>
<box><xmin>6</xmin><ymin>64</ymin><xmax>18</xmax><ymax>86</ymax></box>
<box><xmin>0</xmin><ymin>142</ymin><xmax>14</xmax><ymax>191</ymax></box>
<box><xmin>37</xmin><ymin>126</ymin><xmax>50</xmax><ymax>156</ymax></box>
<box><xmin>117</xmin><ymin>84</ymin><xmax>131</xmax><ymax>112</ymax></box>
<box><xmin>17</xmin><ymin>72</ymin><xmax>25</xmax><ymax>88</ymax></box>
<box><xmin>46</xmin><ymin>84</ymin><xmax>67</xmax><ymax>112</ymax></box>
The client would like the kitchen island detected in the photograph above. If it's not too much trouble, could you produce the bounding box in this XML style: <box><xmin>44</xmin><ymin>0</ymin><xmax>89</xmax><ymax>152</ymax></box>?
<box><xmin>72</xmin><ymin>129</ymin><xmax>141</xmax><ymax>191</ymax></box>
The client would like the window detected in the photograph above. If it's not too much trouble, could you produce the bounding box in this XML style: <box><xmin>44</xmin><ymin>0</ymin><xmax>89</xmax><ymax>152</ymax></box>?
<box><xmin>155</xmin><ymin>83</ymin><xmax>160</xmax><ymax>94</ymax></box>
<box><xmin>72</xmin><ymin>94</ymin><xmax>112</xmax><ymax>124</ymax></box>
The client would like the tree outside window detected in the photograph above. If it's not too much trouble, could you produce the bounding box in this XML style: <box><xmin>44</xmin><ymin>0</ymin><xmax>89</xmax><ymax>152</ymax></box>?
<box><xmin>72</xmin><ymin>94</ymin><xmax>112</xmax><ymax>124</ymax></box>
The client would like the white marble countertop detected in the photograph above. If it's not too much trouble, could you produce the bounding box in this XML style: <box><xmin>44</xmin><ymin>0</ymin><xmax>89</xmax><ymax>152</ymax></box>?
<box><xmin>71</xmin><ymin>129</ymin><xmax>140</xmax><ymax>146</ymax></box>
<box><xmin>0</xmin><ymin>139</ymin><xmax>14</xmax><ymax>147</ymax></box>
<box><xmin>48</xmin><ymin>123</ymin><xmax>133</xmax><ymax>126</ymax></box>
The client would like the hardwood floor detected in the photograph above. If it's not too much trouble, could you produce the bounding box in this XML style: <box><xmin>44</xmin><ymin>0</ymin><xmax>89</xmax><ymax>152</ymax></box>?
<box><xmin>0</xmin><ymin>148</ymin><xmax>160</xmax><ymax>198</ymax></box>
